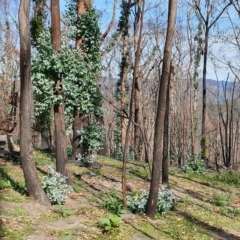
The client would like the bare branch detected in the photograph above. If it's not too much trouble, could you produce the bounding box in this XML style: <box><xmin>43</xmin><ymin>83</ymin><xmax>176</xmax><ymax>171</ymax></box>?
<box><xmin>102</xmin><ymin>0</ymin><xmax>118</xmax><ymax>41</ymax></box>
<box><xmin>209</xmin><ymin>2</ymin><xmax>232</xmax><ymax>29</ymax></box>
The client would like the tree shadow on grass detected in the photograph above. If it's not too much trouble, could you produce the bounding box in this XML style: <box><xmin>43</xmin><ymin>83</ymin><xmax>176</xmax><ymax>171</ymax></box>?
<box><xmin>177</xmin><ymin>210</ymin><xmax>240</xmax><ymax>240</ymax></box>
<box><xmin>173</xmin><ymin>174</ymin><xmax>228</xmax><ymax>192</ymax></box>
<box><xmin>0</xmin><ymin>167</ymin><xmax>28</xmax><ymax>196</ymax></box>
<box><xmin>127</xmin><ymin>168</ymin><xmax>151</xmax><ymax>182</ymax></box>
<box><xmin>171</xmin><ymin>184</ymin><xmax>207</xmax><ymax>203</ymax></box>
<box><xmin>145</xmin><ymin>212</ymin><xmax>240</xmax><ymax>240</ymax></box>
<box><xmin>123</xmin><ymin>219</ymin><xmax>157</xmax><ymax>239</ymax></box>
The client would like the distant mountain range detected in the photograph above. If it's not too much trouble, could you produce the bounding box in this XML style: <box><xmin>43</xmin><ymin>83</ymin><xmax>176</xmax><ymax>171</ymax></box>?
<box><xmin>202</xmin><ymin>78</ymin><xmax>240</xmax><ymax>102</ymax></box>
<box><xmin>205</xmin><ymin>79</ymin><xmax>238</xmax><ymax>90</ymax></box>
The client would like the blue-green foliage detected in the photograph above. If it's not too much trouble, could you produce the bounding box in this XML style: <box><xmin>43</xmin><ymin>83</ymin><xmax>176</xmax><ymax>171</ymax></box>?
<box><xmin>127</xmin><ymin>188</ymin><xmax>178</xmax><ymax>215</ymax></box>
<box><xmin>42</xmin><ymin>165</ymin><xmax>73</xmax><ymax>205</ymax></box>
<box><xmin>181</xmin><ymin>153</ymin><xmax>206</xmax><ymax>174</ymax></box>
<box><xmin>78</xmin><ymin>118</ymin><xmax>104</xmax><ymax>153</ymax></box>
<box><xmin>32</xmin><ymin>2</ymin><xmax>103</xmax><ymax>129</ymax></box>
<box><xmin>64</xmin><ymin>1</ymin><xmax>101</xmax><ymax>66</ymax></box>
<box><xmin>127</xmin><ymin>190</ymin><xmax>148</xmax><ymax>213</ymax></box>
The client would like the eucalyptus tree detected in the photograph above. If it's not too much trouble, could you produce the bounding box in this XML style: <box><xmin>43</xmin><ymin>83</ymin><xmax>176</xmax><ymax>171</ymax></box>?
<box><xmin>19</xmin><ymin>0</ymin><xmax>51</xmax><ymax>205</ymax></box>
<box><xmin>30</xmin><ymin>0</ymin><xmax>47</xmax><ymax>47</ymax></box>
<box><xmin>146</xmin><ymin>0</ymin><xmax>178</xmax><ymax>219</ymax></box>
<box><xmin>71</xmin><ymin>0</ymin><xmax>91</xmax><ymax>159</ymax></box>
<box><xmin>30</xmin><ymin>0</ymin><xmax>55</xmax><ymax>149</ymax></box>
<box><xmin>193</xmin><ymin>0</ymin><xmax>232</xmax><ymax>161</ymax></box>
<box><xmin>32</xmin><ymin>0</ymin><xmax>103</xmax><ymax>165</ymax></box>
<box><xmin>113</xmin><ymin>0</ymin><xmax>132</xmax><ymax>160</ymax></box>
<box><xmin>121</xmin><ymin>0</ymin><xmax>145</xmax><ymax>208</ymax></box>
<box><xmin>69</xmin><ymin>0</ymin><xmax>103</xmax><ymax>160</ymax></box>
<box><xmin>133</xmin><ymin>0</ymin><xmax>145</xmax><ymax>161</ymax></box>
<box><xmin>51</xmin><ymin>0</ymin><xmax>71</xmax><ymax>184</ymax></box>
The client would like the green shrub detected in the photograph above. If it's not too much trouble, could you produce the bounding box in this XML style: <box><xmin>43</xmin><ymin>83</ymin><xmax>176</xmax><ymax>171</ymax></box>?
<box><xmin>127</xmin><ymin>187</ymin><xmax>178</xmax><ymax>215</ymax></box>
<box><xmin>42</xmin><ymin>165</ymin><xmax>73</xmax><ymax>205</ymax></box>
<box><xmin>101</xmin><ymin>195</ymin><xmax>126</xmax><ymax>215</ymax></box>
<box><xmin>98</xmin><ymin>214</ymin><xmax>122</xmax><ymax>232</ymax></box>
<box><xmin>181</xmin><ymin>153</ymin><xmax>206</xmax><ymax>174</ymax></box>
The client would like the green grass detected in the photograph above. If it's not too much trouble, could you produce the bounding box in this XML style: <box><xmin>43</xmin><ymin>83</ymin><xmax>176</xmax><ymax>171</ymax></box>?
<box><xmin>0</xmin><ymin>222</ymin><xmax>36</xmax><ymax>240</ymax></box>
<box><xmin>0</xmin><ymin>150</ymin><xmax>240</xmax><ymax>239</ymax></box>
<box><xmin>214</xmin><ymin>170</ymin><xmax>240</xmax><ymax>186</ymax></box>
<box><xmin>211</xmin><ymin>191</ymin><xmax>231</xmax><ymax>207</ymax></box>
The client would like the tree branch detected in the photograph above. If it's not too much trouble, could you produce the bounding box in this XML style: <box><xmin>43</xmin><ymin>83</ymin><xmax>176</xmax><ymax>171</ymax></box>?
<box><xmin>102</xmin><ymin>0</ymin><xmax>118</xmax><ymax>41</ymax></box>
<box><xmin>209</xmin><ymin>2</ymin><xmax>232</xmax><ymax>29</ymax></box>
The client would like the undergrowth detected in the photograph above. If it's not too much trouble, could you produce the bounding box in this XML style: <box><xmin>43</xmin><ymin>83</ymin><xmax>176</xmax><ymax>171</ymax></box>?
<box><xmin>214</xmin><ymin>170</ymin><xmax>240</xmax><ymax>186</ymax></box>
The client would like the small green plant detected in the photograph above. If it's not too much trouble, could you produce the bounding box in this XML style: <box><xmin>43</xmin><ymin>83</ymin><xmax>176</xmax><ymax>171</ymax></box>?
<box><xmin>54</xmin><ymin>206</ymin><xmax>73</xmax><ymax>218</ymax></box>
<box><xmin>211</xmin><ymin>191</ymin><xmax>231</xmax><ymax>207</ymax></box>
<box><xmin>127</xmin><ymin>187</ymin><xmax>178</xmax><ymax>215</ymax></box>
<box><xmin>42</xmin><ymin>165</ymin><xmax>73</xmax><ymax>205</ymax></box>
<box><xmin>101</xmin><ymin>195</ymin><xmax>126</xmax><ymax>215</ymax></box>
<box><xmin>66</xmin><ymin>146</ymin><xmax>72</xmax><ymax>157</ymax></box>
<box><xmin>219</xmin><ymin>206</ymin><xmax>240</xmax><ymax>217</ymax></box>
<box><xmin>0</xmin><ymin>179</ymin><xmax>12</xmax><ymax>189</ymax></box>
<box><xmin>98</xmin><ymin>214</ymin><xmax>122</xmax><ymax>232</ymax></box>
<box><xmin>181</xmin><ymin>153</ymin><xmax>206</xmax><ymax>174</ymax></box>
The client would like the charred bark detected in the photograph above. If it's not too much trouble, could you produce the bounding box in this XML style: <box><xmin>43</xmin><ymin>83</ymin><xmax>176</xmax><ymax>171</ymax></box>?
<box><xmin>19</xmin><ymin>0</ymin><xmax>51</xmax><ymax>205</ymax></box>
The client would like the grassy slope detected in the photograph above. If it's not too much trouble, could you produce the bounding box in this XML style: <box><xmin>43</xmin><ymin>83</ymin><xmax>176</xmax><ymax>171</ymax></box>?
<box><xmin>0</xmin><ymin>150</ymin><xmax>240</xmax><ymax>240</ymax></box>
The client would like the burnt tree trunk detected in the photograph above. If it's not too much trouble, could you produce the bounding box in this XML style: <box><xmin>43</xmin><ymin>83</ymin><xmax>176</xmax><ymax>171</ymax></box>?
<box><xmin>162</xmin><ymin>60</ymin><xmax>174</xmax><ymax>185</ymax></box>
<box><xmin>51</xmin><ymin>0</ymin><xmax>71</xmax><ymax>184</ymax></box>
<box><xmin>133</xmin><ymin>1</ymin><xmax>143</xmax><ymax>161</ymax></box>
<box><xmin>19</xmin><ymin>0</ymin><xmax>50</xmax><ymax>206</ymax></box>
<box><xmin>146</xmin><ymin>0</ymin><xmax>178</xmax><ymax>219</ymax></box>
<box><xmin>72</xmin><ymin>0</ymin><xmax>92</xmax><ymax>160</ymax></box>
<box><xmin>195</xmin><ymin>1</ymin><xmax>232</xmax><ymax>162</ymax></box>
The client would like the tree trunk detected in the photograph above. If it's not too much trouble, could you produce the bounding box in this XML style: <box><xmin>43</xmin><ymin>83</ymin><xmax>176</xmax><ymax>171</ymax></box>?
<box><xmin>51</xmin><ymin>0</ymin><xmax>71</xmax><ymax>184</ymax></box>
<box><xmin>120</xmin><ymin>0</ymin><xmax>131</xmax><ymax>208</ymax></box>
<box><xmin>19</xmin><ymin>0</ymin><xmax>50</xmax><ymax>206</ymax></box>
<box><xmin>120</xmin><ymin>2</ymin><xmax>129</xmax><ymax>155</ymax></box>
<box><xmin>162</xmin><ymin>60</ymin><xmax>174</xmax><ymax>185</ymax></box>
<box><xmin>133</xmin><ymin>2</ymin><xmax>143</xmax><ymax>161</ymax></box>
<box><xmin>72</xmin><ymin>0</ymin><xmax>92</xmax><ymax>160</ymax></box>
<box><xmin>146</xmin><ymin>0</ymin><xmax>178</xmax><ymax>219</ymax></box>
<box><xmin>201</xmin><ymin>25</ymin><xmax>209</xmax><ymax>162</ymax></box>
<box><xmin>195</xmin><ymin>1</ymin><xmax>232</xmax><ymax>162</ymax></box>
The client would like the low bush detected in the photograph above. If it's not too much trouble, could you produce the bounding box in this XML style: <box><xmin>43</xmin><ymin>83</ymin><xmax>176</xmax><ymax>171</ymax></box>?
<box><xmin>127</xmin><ymin>187</ymin><xmax>178</xmax><ymax>215</ymax></box>
<box><xmin>181</xmin><ymin>153</ymin><xmax>206</xmax><ymax>174</ymax></box>
<box><xmin>42</xmin><ymin>165</ymin><xmax>73</xmax><ymax>205</ymax></box>
<box><xmin>101</xmin><ymin>194</ymin><xmax>126</xmax><ymax>215</ymax></box>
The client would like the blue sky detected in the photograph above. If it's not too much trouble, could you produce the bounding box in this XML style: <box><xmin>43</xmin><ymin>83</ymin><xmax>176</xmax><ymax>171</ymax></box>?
<box><xmin>58</xmin><ymin>0</ymin><xmax>235</xmax><ymax>81</ymax></box>
<box><xmin>60</xmin><ymin>0</ymin><xmax>119</xmax><ymax>33</ymax></box>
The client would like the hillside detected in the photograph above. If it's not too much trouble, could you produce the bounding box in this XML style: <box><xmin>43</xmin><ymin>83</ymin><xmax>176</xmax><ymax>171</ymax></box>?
<box><xmin>0</xmin><ymin>150</ymin><xmax>240</xmax><ymax>239</ymax></box>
